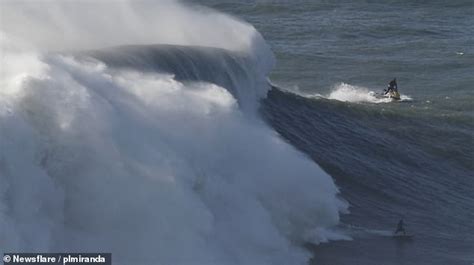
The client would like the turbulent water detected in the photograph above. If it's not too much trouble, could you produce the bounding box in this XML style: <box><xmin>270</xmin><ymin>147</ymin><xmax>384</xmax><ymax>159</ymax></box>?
<box><xmin>202</xmin><ymin>1</ymin><xmax>474</xmax><ymax>264</ymax></box>
<box><xmin>1</xmin><ymin>0</ymin><xmax>473</xmax><ymax>265</ymax></box>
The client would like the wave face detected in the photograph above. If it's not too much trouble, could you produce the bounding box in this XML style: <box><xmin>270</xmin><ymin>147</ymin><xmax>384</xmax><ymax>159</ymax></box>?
<box><xmin>204</xmin><ymin>0</ymin><xmax>474</xmax><ymax>264</ymax></box>
<box><xmin>0</xmin><ymin>1</ymin><xmax>346</xmax><ymax>264</ymax></box>
<box><xmin>262</xmin><ymin>88</ymin><xmax>474</xmax><ymax>265</ymax></box>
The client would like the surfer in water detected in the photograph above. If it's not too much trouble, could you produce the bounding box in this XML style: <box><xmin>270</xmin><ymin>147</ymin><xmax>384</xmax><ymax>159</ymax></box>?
<box><xmin>394</xmin><ymin>219</ymin><xmax>406</xmax><ymax>235</ymax></box>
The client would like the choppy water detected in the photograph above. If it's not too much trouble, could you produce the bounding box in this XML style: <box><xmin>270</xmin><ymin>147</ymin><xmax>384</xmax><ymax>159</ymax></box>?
<box><xmin>199</xmin><ymin>0</ymin><xmax>474</xmax><ymax>264</ymax></box>
<box><xmin>1</xmin><ymin>0</ymin><xmax>473</xmax><ymax>265</ymax></box>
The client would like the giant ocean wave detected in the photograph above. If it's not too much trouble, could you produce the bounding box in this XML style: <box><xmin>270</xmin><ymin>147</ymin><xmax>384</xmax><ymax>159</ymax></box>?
<box><xmin>0</xmin><ymin>1</ymin><xmax>347</xmax><ymax>264</ymax></box>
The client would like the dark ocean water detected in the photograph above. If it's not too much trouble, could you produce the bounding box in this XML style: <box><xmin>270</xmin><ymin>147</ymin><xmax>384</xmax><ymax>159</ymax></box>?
<box><xmin>197</xmin><ymin>1</ymin><xmax>474</xmax><ymax>264</ymax></box>
<box><xmin>2</xmin><ymin>0</ymin><xmax>472</xmax><ymax>264</ymax></box>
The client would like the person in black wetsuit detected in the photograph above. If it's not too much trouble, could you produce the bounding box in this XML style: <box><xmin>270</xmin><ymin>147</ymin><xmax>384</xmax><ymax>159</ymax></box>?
<box><xmin>385</xmin><ymin>78</ymin><xmax>398</xmax><ymax>95</ymax></box>
<box><xmin>394</xmin><ymin>219</ymin><xmax>406</xmax><ymax>235</ymax></box>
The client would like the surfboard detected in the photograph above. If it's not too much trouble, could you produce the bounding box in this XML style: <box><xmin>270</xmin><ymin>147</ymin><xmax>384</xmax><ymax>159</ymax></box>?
<box><xmin>392</xmin><ymin>234</ymin><xmax>414</xmax><ymax>239</ymax></box>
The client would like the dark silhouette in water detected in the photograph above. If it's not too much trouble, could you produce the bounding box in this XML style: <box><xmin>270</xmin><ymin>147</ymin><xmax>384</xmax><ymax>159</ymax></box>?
<box><xmin>394</xmin><ymin>219</ymin><xmax>406</xmax><ymax>235</ymax></box>
<box><xmin>384</xmin><ymin>78</ymin><xmax>398</xmax><ymax>94</ymax></box>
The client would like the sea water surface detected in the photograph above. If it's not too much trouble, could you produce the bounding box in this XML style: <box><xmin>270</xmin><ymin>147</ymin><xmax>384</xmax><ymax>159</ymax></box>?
<box><xmin>198</xmin><ymin>0</ymin><xmax>474</xmax><ymax>264</ymax></box>
<box><xmin>1</xmin><ymin>0</ymin><xmax>473</xmax><ymax>265</ymax></box>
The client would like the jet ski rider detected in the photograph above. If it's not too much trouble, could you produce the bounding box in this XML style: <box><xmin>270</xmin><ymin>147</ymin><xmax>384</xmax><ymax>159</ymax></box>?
<box><xmin>385</xmin><ymin>78</ymin><xmax>398</xmax><ymax>95</ymax></box>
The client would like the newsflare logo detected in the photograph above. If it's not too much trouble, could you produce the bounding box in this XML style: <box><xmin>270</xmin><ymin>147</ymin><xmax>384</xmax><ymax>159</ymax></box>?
<box><xmin>3</xmin><ymin>253</ymin><xmax>111</xmax><ymax>265</ymax></box>
<box><xmin>3</xmin><ymin>255</ymin><xmax>11</xmax><ymax>263</ymax></box>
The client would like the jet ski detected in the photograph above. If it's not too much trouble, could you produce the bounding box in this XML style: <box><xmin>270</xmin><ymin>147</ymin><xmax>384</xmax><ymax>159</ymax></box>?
<box><xmin>371</xmin><ymin>90</ymin><xmax>401</xmax><ymax>101</ymax></box>
<box><xmin>386</xmin><ymin>90</ymin><xmax>401</xmax><ymax>100</ymax></box>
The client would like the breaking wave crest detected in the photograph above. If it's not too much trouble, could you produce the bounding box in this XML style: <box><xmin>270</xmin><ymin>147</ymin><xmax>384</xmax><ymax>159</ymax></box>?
<box><xmin>0</xmin><ymin>1</ymin><xmax>346</xmax><ymax>264</ymax></box>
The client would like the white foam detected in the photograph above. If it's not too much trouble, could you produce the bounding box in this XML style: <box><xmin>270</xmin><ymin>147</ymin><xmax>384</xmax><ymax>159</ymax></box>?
<box><xmin>1</xmin><ymin>0</ymin><xmax>259</xmax><ymax>53</ymax></box>
<box><xmin>0</xmin><ymin>1</ymin><xmax>346</xmax><ymax>263</ymax></box>
<box><xmin>0</xmin><ymin>52</ymin><xmax>347</xmax><ymax>264</ymax></box>
<box><xmin>303</xmin><ymin>83</ymin><xmax>412</xmax><ymax>104</ymax></box>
